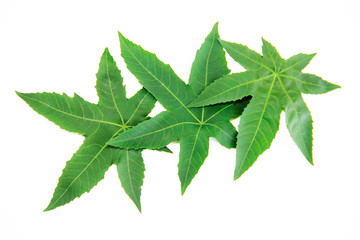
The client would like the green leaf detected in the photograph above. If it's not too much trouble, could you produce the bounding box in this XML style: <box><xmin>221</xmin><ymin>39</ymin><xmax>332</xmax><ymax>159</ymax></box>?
<box><xmin>188</xmin><ymin>22</ymin><xmax>230</xmax><ymax>95</ymax></box>
<box><xmin>116</xmin><ymin>149</ymin><xmax>145</xmax><ymax>212</ymax></box>
<box><xmin>42</xmin><ymin>126</ymin><xmax>121</xmax><ymax>211</ymax></box>
<box><xmin>286</xmin><ymin>72</ymin><xmax>340</xmax><ymax>94</ymax></box>
<box><xmin>17</xmin><ymin>48</ymin><xmax>166</xmax><ymax>212</ymax></box>
<box><xmin>179</xmin><ymin>127</ymin><xmax>209</xmax><ymax>194</ymax></box>
<box><xmin>15</xmin><ymin>91</ymin><xmax>105</xmax><ymax>136</ymax></box>
<box><xmin>284</xmin><ymin>53</ymin><xmax>316</xmax><ymax>71</ymax></box>
<box><xmin>109</xmin><ymin>23</ymin><xmax>250</xmax><ymax>193</ymax></box>
<box><xmin>218</xmin><ymin>39</ymin><xmax>265</xmax><ymax>71</ymax></box>
<box><xmin>118</xmin><ymin>32</ymin><xmax>193</xmax><ymax>111</ymax></box>
<box><xmin>234</xmin><ymin>78</ymin><xmax>282</xmax><ymax>178</ymax></box>
<box><xmin>188</xmin><ymin>71</ymin><xmax>261</xmax><ymax>107</ymax></box>
<box><xmin>191</xmin><ymin>37</ymin><xmax>340</xmax><ymax>180</ymax></box>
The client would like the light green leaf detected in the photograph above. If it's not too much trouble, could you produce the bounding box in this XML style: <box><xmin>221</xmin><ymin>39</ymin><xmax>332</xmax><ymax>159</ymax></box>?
<box><xmin>261</xmin><ymin>38</ymin><xmax>284</xmax><ymax>69</ymax></box>
<box><xmin>282</xmin><ymin>72</ymin><xmax>340</xmax><ymax>94</ymax></box>
<box><xmin>283</xmin><ymin>88</ymin><xmax>313</xmax><ymax>164</ymax></box>
<box><xmin>192</xmin><ymin>37</ymin><xmax>340</xmax><ymax>179</ymax></box>
<box><xmin>284</xmin><ymin>53</ymin><xmax>316</xmax><ymax>71</ymax></box>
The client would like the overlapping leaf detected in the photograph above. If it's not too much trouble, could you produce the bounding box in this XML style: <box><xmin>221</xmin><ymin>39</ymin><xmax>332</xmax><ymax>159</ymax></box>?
<box><xmin>17</xmin><ymin>48</ymin><xmax>169</xmax><ymax>212</ymax></box>
<box><xmin>190</xmin><ymin>38</ymin><xmax>340</xmax><ymax>179</ymax></box>
<box><xmin>17</xmin><ymin>22</ymin><xmax>340</xmax><ymax>214</ymax></box>
<box><xmin>109</xmin><ymin>23</ymin><xmax>250</xmax><ymax>194</ymax></box>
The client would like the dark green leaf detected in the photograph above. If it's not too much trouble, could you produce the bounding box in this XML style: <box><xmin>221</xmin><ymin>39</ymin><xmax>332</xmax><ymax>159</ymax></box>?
<box><xmin>109</xmin><ymin>23</ymin><xmax>249</xmax><ymax>193</ymax></box>
<box><xmin>17</xmin><ymin>48</ymin><xmax>165</xmax><ymax>212</ymax></box>
<box><xmin>116</xmin><ymin>149</ymin><xmax>145</xmax><ymax>212</ymax></box>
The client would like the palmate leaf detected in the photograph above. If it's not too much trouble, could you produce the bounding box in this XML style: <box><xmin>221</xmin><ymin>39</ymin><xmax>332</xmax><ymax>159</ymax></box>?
<box><xmin>109</xmin><ymin>23</ymin><xmax>250</xmax><ymax>194</ymax></box>
<box><xmin>190</xmin><ymin>38</ymin><xmax>340</xmax><ymax>180</ymax></box>
<box><xmin>17</xmin><ymin>48</ymin><xmax>168</xmax><ymax>212</ymax></box>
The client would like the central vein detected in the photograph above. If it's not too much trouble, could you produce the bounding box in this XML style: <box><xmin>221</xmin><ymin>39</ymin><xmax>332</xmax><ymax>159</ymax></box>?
<box><xmin>121</xmin><ymin>39</ymin><xmax>201</xmax><ymax>123</ymax></box>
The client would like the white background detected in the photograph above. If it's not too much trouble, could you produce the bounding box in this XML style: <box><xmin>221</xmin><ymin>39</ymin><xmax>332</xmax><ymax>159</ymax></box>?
<box><xmin>1</xmin><ymin>0</ymin><xmax>359</xmax><ymax>239</ymax></box>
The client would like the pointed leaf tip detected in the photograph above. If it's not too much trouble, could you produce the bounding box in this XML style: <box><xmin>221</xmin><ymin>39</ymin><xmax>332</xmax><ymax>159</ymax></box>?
<box><xmin>325</xmin><ymin>82</ymin><xmax>341</xmax><ymax>92</ymax></box>
<box><xmin>261</xmin><ymin>37</ymin><xmax>276</xmax><ymax>48</ymax></box>
<box><xmin>213</xmin><ymin>22</ymin><xmax>219</xmax><ymax>30</ymax></box>
<box><xmin>181</xmin><ymin>185</ymin><xmax>187</xmax><ymax>196</ymax></box>
<box><xmin>233</xmin><ymin>171</ymin><xmax>242</xmax><ymax>181</ymax></box>
<box><xmin>307</xmin><ymin>53</ymin><xmax>317</xmax><ymax>63</ymax></box>
<box><xmin>43</xmin><ymin>198</ymin><xmax>67</xmax><ymax>211</ymax></box>
<box><xmin>307</xmin><ymin>155</ymin><xmax>314</xmax><ymax>166</ymax></box>
<box><xmin>43</xmin><ymin>204</ymin><xmax>54</xmax><ymax>212</ymax></box>
<box><xmin>233</xmin><ymin>167</ymin><xmax>249</xmax><ymax>180</ymax></box>
<box><xmin>136</xmin><ymin>204</ymin><xmax>142</xmax><ymax>213</ymax></box>
<box><xmin>261</xmin><ymin>37</ymin><xmax>278</xmax><ymax>51</ymax></box>
<box><xmin>118</xmin><ymin>31</ymin><xmax>126</xmax><ymax>41</ymax></box>
<box><xmin>15</xmin><ymin>90</ymin><xmax>26</xmax><ymax>98</ymax></box>
<box><xmin>308</xmin><ymin>52</ymin><xmax>317</xmax><ymax>60</ymax></box>
<box><xmin>159</xmin><ymin>147</ymin><xmax>173</xmax><ymax>153</ymax></box>
<box><xmin>118</xmin><ymin>32</ymin><xmax>126</xmax><ymax>46</ymax></box>
<box><xmin>261</xmin><ymin>37</ymin><xmax>267</xmax><ymax>43</ymax></box>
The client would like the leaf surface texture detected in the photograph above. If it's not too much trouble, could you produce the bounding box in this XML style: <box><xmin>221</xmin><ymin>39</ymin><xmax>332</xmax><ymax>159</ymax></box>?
<box><xmin>190</xmin><ymin>38</ymin><xmax>340</xmax><ymax>179</ymax></box>
<box><xmin>17</xmin><ymin>49</ymin><xmax>162</xmax><ymax>211</ymax></box>
<box><xmin>109</xmin><ymin>23</ymin><xmax>250</xmax><ymax>193</ymax></box>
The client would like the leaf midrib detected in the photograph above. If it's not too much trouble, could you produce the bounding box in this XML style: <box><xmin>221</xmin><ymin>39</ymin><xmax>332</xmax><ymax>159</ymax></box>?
<box><xmin>113</xmin><ymin>121</ymin><xmax>200</xmax><ymax>143</ymax></box>
<box><xmin>203</xmin><ymin>122</ymin><xmax>233</xmax><ymax>139</ymax></box>
<box><xmin>125</xmin><ymin>150</ymin><xmax>141</xmax><ymax>210</ymax></box>
<box><xmin>280</xmin><ymin>55</ymin><xmax>314</xmax><ymax>73</ymax></box>
<box><xmin>20</xmin><ymin>94</ymin><xmax>122</xmax><ymax>128</ymax></box>
<box><xmin>221</xmin><ymin>40</ymin><xmax>273</xmax><ymax>72</ymax></box>
<box><xmin>262</xmin><ymin>42</ymin><xmax>281</xmax><ymax>71</ymax></box>
<box><xmin>105</xmin><ymin>51</ymin><xmax>125</xmax><ymax>125</ymax></box>
<box><xmin>280</xmin><ymin>74</ymin><xmax>325</xmax><ymax>88</ymax></box>
<box><xmin>203</xmin><ymin>103</ymin><xmax>235</xmax><ymax>123</ymax></box>
<box><xmin>121</xmin><ymin>38</ymin><xmax>201</xmax><ymax>123</ymax></box>
<box><xmin>125</xmin><ymin>92</ymin><xmax>150</xmax><ymax>125</ymax></box>
<box><xmin>194</xmin><ymin>74</ymin><xmax>273</xmax><ymax>106</ymax></box>
<box><xmin>47</xmin><ymin>127</ymin><xmax>124</xmax><ymax>210</ymax></box>
<box><xmin>276</xmin><ymin>75</ymin><xmax>311</xmax><ymax>161</ymax></box>
<box><xmin>204</xmin><ymin>29</ymin><xmax>217</xmax><ymax>88</ymax></box>
<box><xmin>265</xmin><ymin>43</ymin><xmax>311</xmax><ymax>161</ymax></box>
<box><xmin>182</xmin><ymin>126</ymin><xmax>202</xmax><ymax>192</ymax></box>
<box><xmin>235</xmin><ymin>75</ymin><xmax>277</xmax><ymax>178</ymax></box>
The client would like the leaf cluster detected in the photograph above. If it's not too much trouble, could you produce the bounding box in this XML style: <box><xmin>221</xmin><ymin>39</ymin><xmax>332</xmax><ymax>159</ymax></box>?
<box><xmin>17</xmin><ymin>23</ymin><xmax>339</xmax><ymax>212</ymax></box>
